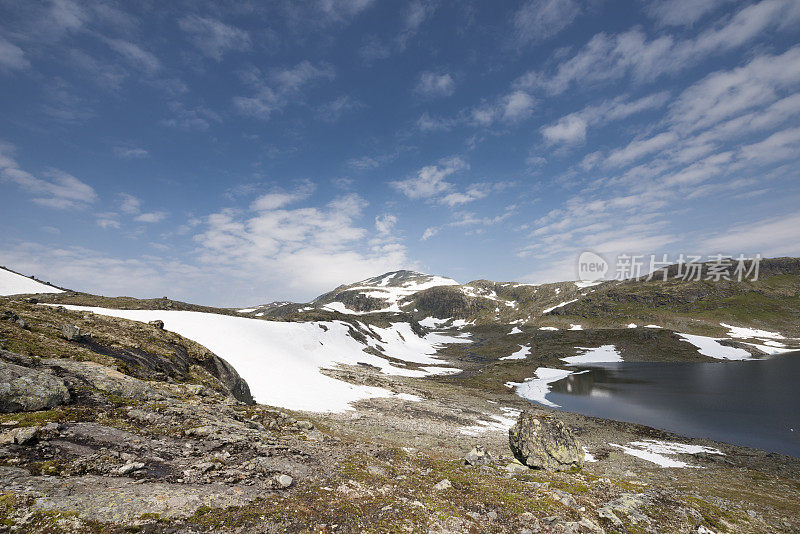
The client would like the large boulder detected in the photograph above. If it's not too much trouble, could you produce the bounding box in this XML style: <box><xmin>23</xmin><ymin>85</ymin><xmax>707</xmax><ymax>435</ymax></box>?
<box><xmin>508</xmin><ymin>411</ymin><xmax>583</xmax><ymax>471</ymax></box>
<box><xmin>0</xmin><ymin>360</ymin><xmax>71</xmax><ymax>413</ymax></box>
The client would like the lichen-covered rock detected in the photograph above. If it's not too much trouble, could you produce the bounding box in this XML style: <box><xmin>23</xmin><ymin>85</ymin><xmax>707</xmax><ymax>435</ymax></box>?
<box><xmin>43</xmin><ymin>359</ymin><xmax>160</xmax><ymax>401</ymax></box>
<box><xmin>0</xmin><ymin>359</ymin><xmax>70</xmax><ymax>413</ymax></box>
<box><xmin>61</xmin><ymin>324</ymin><xmax>83</xmax><ymax>341</ymax></box>
<box><xmin>508</xmin><ymin>411</ymin><xmax>583</xmax><ymax>471</ymax></box>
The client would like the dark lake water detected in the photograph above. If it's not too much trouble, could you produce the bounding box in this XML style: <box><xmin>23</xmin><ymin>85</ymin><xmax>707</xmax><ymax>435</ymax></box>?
<box><xmin>544</xmin><ymin>353</ymin><xmax>800</xmax><ymax>458</ymax></box>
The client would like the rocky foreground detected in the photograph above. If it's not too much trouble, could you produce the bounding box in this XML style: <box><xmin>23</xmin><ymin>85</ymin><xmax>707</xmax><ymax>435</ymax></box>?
<box><xmin>1</xmin><ymin>297</ymin><xmax>799</xmax><ymax>533</ymax></box>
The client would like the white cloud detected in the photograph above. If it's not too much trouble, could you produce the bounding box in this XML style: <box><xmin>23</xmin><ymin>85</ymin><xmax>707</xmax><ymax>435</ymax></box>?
<box><xmin>0</xmin><ymin>36</ymin><xmax>30</xmax><ymax>71</ymax></box>
<box><xmin>416</xmin><ymin>112</ymin><xmax>456</xmax><ymax>132</ymax></box>
<box><xmin>135</xmin><ymin>212</ymin><xmax>168</xmax><ymax>223</ymax></box>
<box><xmin>739</xmin><ymin>127</ymin><xmax>800</xmax><ymax>163</ymax></box>
<box><xmin>119</xmin><ymin>193</ymin><xmax>142</xmax><ymax>214</ymax></box>
<box><xmin>470</xmin><ymin>91</ymin><xmax>536</xmax><ymax>127</ymax></box>
<box><xmin>375</xmin><ymin>214</ymin><xmax>398</xmax><ymax>235</ymax></box>
<box><xmin>517</xmin><ymin>0</ymin><xmax>800</xmax><ymax>95</ymax></box>
<box><xmin>115</xmin><ymin>193</ymin><xmax>168</xmax><ymax>224</ymax></box>
<box><xmin>543</xmin><ymin>92</ymin><xmax>671</xmax><ymax>144</ymax></box>
<box><xmin>502</xmin><ymin>91</ymin><xmax>536</xmax><ymax>122</ymax></box>
<box><xmin>318</xmin><ymin>0</ymin><xmax>375</xmax><ymax>23</ymax></box>
<box><xmin>390</xmin><ymin>157</ymin><xmax>467</xmax><ymax>200</ymax></box>
<box><xmin>397</xmin><ymin>0</ymin><xmax>437</xmax><ymax>49</ymax></box>
<box><xmin>317</xmin><ymin>95</ymin><xmax>361</xmax><ymax>122</ymax></box>
<box><xmin>667</xmin><ymin>46</ymin><xmax>800</xmax><ymax>133</ymax></box>
<box><xmin>700</xmin><ymin>211</ymin><xmax>800</xmax><ymax>256</ymax></box>
<box><xmin>104</xmin><ymin>38</ymin><xmax>160</xmax><ymax>74</ymax></box>
<box><xmin>512</xmin><ymin>0</ymin><xmax>581</xmax><ymax>45</ymax></box>
<box><xmin>113</xmin><ymin>146</ymin><xmax>148</xmax><ymax>159</ymax></box>
<box><xmin>178</xmin><ymin>15</ymin><xmax>250</xmax><ymax>60</ymax></box>
<box><xmin>646</xmin><ymin>0</ymin><xmax>731</xmax><ymax>27</ymax></box>
<box><xmin>421</xmin><ymin>227</ymin><xmax>439</xmax><ymax>240</ymax></box>
<box><xmin>415</xmin><ymin>72</ymin><xmax>455</xmax><ymax>98</ymax></box>
<box><xmin>0</xmin><ymin>143</ymin><xmax>96</xmax><ymax>210</ymax></box>
<box><xmin>541</xmin><ymin>115</ymin><xmax>587</xmax><ymax>144</ymax></box>
<box><xmin>193</xmin><ymin>193</ymin><xmax>411</xmax><ymax>299</ymax></box>
<box><xmin>605</xmin><ymin>132</ymin><xmax>679</xmax><ymax>167</ymax></box>
<box><xmin>251</xmin><ymin>181</ymin><xmax>316</xmax><ymax>210</ymax></box>
<box><xmin>234</xmin><ymin>61</ymin><xmax>335</xmax><ymax>120</ymax></box>
<box><xmin>440</xmin><ymin>184</ymin><xmax>491</xmax><ymax>207</ymax></box>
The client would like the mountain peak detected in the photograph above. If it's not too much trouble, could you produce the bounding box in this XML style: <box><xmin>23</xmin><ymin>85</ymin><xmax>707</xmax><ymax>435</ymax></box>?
<box><xmin>355</xmin><ymin>270</ymin><xmax>459</xmax><ymax>289</ymax></box>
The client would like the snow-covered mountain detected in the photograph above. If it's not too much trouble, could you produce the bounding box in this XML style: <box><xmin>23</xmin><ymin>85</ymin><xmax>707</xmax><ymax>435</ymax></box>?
<box><xmin>0</xmin><ymin>266</ymin><xmax>63</xmax><ymax>296</ymax></box>
<box><xmin>313</xmin><ymin>270</ymin><xmax>459</xmax><ymax>314</ymax></box>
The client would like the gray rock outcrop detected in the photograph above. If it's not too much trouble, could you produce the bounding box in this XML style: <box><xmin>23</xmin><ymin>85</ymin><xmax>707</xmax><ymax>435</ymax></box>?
<box><xmin>0</xmin><ymin>359</ymin><xmax>70</xmax><ymax>413</ymax></box>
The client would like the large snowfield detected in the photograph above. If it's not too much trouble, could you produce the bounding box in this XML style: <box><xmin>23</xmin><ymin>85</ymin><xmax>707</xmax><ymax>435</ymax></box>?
<box><xmin>0</xmin><ymin>269</ymin><xmax>63</xmax><ymax>296</ymax></box>
<box><xmin>47</xmin><ymin>305</ymin><xmax>466</xmax><ymax>412</ymax></box>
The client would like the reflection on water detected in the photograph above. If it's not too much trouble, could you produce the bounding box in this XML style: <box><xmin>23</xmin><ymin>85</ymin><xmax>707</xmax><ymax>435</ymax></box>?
<box><xmin>541</xmin><ymin>353</ymin><xmax>800</xmax><ymax>458</ymax></box>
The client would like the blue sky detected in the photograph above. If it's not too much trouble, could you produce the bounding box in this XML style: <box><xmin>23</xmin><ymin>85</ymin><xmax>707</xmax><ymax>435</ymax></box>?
<box><xmin>1</xmin><ymin>0</ymin><xmax>799</xmax><ymax>306</ymax></box>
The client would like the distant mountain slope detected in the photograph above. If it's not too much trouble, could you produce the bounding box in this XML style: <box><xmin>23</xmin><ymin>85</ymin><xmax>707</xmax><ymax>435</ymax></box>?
<box><xmin>0</xmin><ymin>266</ymin><xmax>64</xmax><ymax>296</ymax></box>
<box><xmin>311</xmin><ymin>270</ymin><xmax>459</xmax><ymax>314</ymax></box>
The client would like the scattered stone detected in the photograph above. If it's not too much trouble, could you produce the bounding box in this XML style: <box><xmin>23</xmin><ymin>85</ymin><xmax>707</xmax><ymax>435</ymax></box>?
<box><xmin>23</xmin><ymin>298</ymin><xmax>38</xmax><ymax>304</ymax></box>
<box><xmin>0</xmin><ymin>358</ymin><xmax>70</xmax><ymax>413</ymax></box>
<box><xmin>295</xmin><ymin>419</ymin><xmax>314</xmax><ymax>430</ymax></box>
<box><xmin>504</xmin><ymin>460</ymin><xmax>529</xmax><ymax>474</ymax></box>
<box><xmin>464</xmin><ymin>445</ymin><xmax>493</xmax><ymax>466</ymax></box>
<box><xmin>61</xmin><ymin>324</ymin><xmax>83</xmax><ymax>341</ymax></box>
<box><xmin>1</xmin><ymin>311</ymin><xmax>19</xmax><ymax>322</ymax></box>
<box><xmin>118</xmin><ymin>462</ymin><xmax>145</xmax><ymax>475</ymax></box>
<box><xmin>508</xmin><ymin>411</ymin><xmax>583</xmax><ymax>471</ymax></box>
<box><xmin>274</xmin><ymin>474</ymin><xmax>293</xmax><ymax>489</ymax></box>
<box><xmin>486</xmin><ymin>510</ymin><xmax>497</xmax><ymax>521</ymax></box>
<box><xmin>148</xmin><ymin>320</ymin><xmax>165</xmax><ymax>329</ymax></box>
<box><xmin>0</xmin><ymin>426</ymin><xmax>38</xmax><ymax>445</ymax></box>
<box><xmin>14</xmin><ymin>318</ymin><xmax>27</xmax><ymax>329</ymax></box>
<box><xmin>366</xmin><ymin>466</ymin><xmax>386</xmax><ymax>477</ymax></box>
<box><xmin>433</xmin><ymin>478</ymin><xmax>452</xmax><ymax>491</ymax></box>
<box><xmin>194</xmin><ymin>462</ymin><xmax>216</xmax><ymax>474</ymax></box>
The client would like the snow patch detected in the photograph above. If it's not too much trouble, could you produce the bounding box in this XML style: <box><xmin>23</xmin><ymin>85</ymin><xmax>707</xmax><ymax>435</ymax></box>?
<box><xmin>500</xmin><ymin>345</ymin><xmax>530</xmax><ymax>360</ymax></box>
<box><xmin>575</xmin><ymin>280</ymin><xmax>603</xmax><ymax>288</ymax></box>
<box><xmin>542</xmin><ymin>299</ymin><xmax>578</xmax><ymax>314</ymax></box>
<box><xmin>510</xmin><ymin>367</ymin><xmax>574</xmax><ymax>408</ymax></box>
<box><xmin>0</xmin><ymin>269</ymin><xmax>63</xmax><ymax>296</ymax></box>
<box><xmin>569</xmin><ymin>324</ymin><xmax>583</xmax><ymax>330</ymax></box>
<box><xmin>720</xmin><ymin>322</ymin><xmax>784</xmax><ymax>340</ymax></box>
<box><xmin>418</xmin><ymin>316</ymin><xmax>448</xmax><ymax>328</ymax></box>
<box><xmin>509</xmin><ymin>326</ymin><xmax>522</xmax><ymax>334</ymax></box>
<box><xmin>459</xmin><ymin>407</ymin><xmax>521</xmax><ymax>436</ymax></box>
<box><xmin>561</xmin><ymin>345</ymin><xmax>622</xmax><ymax>366</ymax></box>
<box><xmin>539</xmin><ymin>326</ymin><xmax>558</xmax><ymax>331</ymax></box>
<box><xmin>678</xmin><ymin>333</ymin><xmax>752</xmax><ymax>360</ymax></box>
<box><xmin>609</xmin><ymin>440</ymin><xmax>723</xmax><ymax>468</ymax></box>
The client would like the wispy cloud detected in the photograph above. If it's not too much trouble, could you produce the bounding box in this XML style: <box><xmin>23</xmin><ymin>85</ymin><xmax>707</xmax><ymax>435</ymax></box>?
<box><xmin>178</xmin><ymin>15</ymin><xmax>250</xmax><ymax>61</ymax></box>
<box><xmin>415</xmin><ymin>71</ymin><xmax>455</xmax><ymax>98</ymax></box>
<box><xmin>234</xmin><ymin>61</ymin><xmax>335</xmax><ymax>120</ymax></box>
<box><xmin>0</xmin><ymin>36</ymin><xmax>30</xmax><ymax>71</ymax></box>
<box><xmin>0</xmin><ymin>142</ymin><xmax>96</xmax><ymax>209</ymax></box>
<box><xmin>511</xmin><ymin>0</ymin><xmax>581</xmax><ymax>46</ymax></box>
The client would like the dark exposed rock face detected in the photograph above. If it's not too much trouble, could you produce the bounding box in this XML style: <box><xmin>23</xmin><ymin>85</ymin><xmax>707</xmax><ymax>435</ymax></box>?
<box><xmin>509</xmin><ymin>411</ymin><xmax>583</xmax><ymax>471</ymax></box>
<box><xmin>0</xmin><ymin>358</ymin><xmax>70</xmax><ymax>413</ymax></box>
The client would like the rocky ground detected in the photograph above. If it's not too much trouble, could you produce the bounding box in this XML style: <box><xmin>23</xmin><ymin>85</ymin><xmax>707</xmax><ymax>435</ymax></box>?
<box><xmin>1</xmin><ymin>296</ymin><xmax>799</xmax><ymax>533</ymax></box>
